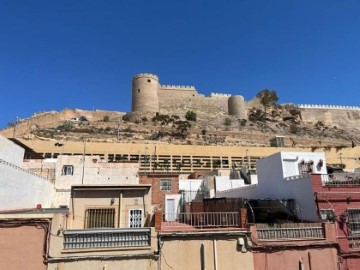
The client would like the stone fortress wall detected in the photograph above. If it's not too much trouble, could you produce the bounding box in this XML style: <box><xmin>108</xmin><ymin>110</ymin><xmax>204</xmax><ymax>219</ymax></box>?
<box><xmin>131</xmin><ymin>73</ymin><xmax>246</xmax><ymax>118</ymax></box>
<box><xmin>131</xmin><ymin>73</ymin><xmax>359</xmax><ymax>129</ymax></box>
<box><xmin>298</xmin><ymin>105</ymin><xmax>360</xmax><ymax>127</ymax></box>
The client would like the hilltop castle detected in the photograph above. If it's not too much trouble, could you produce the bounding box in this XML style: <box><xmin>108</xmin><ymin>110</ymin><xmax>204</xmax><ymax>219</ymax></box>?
<box><xmin>130</xmin><ymin>73</ymin><xmax>247</xmax><ymax>119</ymax></box>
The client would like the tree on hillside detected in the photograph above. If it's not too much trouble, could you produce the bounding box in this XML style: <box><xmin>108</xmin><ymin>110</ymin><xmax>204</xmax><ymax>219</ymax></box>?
<box><xmin>256</xmin><ymin>89</ymin><xmax>279</xmax><ymax>112</ymax></box>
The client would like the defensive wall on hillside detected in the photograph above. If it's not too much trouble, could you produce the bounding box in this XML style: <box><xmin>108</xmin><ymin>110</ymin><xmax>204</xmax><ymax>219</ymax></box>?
<box><xmin>131</xmin><ymin>73</ymin><xmax>247</xmax><ymax>118</ymax></box>
<box><xmin>298</xmin><ymin>104</ymin><xmax>360</xmax><ymax>126</ymax></box>
<box><xmin>131</xmin><ymin>73</ymin><xmax>360</xmax><ymax>129</ymax></box>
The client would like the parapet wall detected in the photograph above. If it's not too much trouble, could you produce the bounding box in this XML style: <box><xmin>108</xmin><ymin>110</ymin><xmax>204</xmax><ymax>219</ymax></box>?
<box><xmin>300</xmin><ymin>107</ymin><xmax>360</xmax><ymax>126</ymax></box>
<box><xmin>298</xmin><ymin>104</ymin><xmax>360</xmax><ymax>110</ymax></box>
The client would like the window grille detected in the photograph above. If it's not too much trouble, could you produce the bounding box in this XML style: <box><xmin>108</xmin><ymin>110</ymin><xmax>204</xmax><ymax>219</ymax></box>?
<box><xmin>85</xmin><ymin>208</ymin><xmax>115</xmax><ymax>228</ymax></box>
<box><xmin>348</xmin><ymin>208</ymin><xmax>360</xmax><ymax>235</ymax></box>
<box><xmin>160</xmin><ymin>179</ymin><xmax>171</xmax><ymax>191</ymax></box>
<box><xmin>320</xmin><ymin>209</ymin><xmax>336</xmax><ymax>221</ymax></box>
<box><xmin>129</xmin><ymin>209</ymin><xmax>143</xmax><ymax>228</ymax></box>
<box><xmin>62</xmin><ymin>165</ymin><xmax>74</xmax><ymax>175</ymax></box>
<box><xmin>298</xmin><ymin>161</ymin><xmax>313</xmax><ymax>174</ymax></box>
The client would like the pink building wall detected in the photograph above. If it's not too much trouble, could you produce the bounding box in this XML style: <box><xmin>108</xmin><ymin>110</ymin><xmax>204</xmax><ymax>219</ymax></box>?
<box><xmin>0</xmin><ymin>225</ymin><xmax>47</xmax><ymax>270</ymax></box>
<box><xmin>312</xmin><ymin>174</ymin><xmax>360</xmax><ymax>270</ymax></box>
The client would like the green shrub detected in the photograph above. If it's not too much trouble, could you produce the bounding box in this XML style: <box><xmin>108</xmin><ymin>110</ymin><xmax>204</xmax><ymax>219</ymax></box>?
<box><xmin>224</xmin><ymin>118</ymin><xmax>232</xmax><ymax>126</ymax></box>
<box><xmin>185</xmin><ymin>111</ymin><xmax>197</xmax><ymax>121</ymax></box>
<box><xmin>103</xmin><ymin>115</ymin><xmax>110</xmax><ymax>122</ymax></box>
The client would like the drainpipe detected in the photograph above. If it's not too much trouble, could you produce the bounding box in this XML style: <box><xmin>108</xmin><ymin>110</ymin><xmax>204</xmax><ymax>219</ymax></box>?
<box><xmin>213</xmin><ymin>239</ymin><xmax>218</xmax><ymax>270</ymax></box>
<box><xmin>201</xmin><ymin>242</ymin><xmax>206</xmax><ymax>270</ymax></box>
<box><xmin>118</xmin><ymin>192</ymin><xmax>123</xmax><ymax>227</ymax></box>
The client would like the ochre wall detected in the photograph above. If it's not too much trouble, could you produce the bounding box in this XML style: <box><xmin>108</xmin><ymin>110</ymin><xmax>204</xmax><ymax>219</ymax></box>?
<box><xmin>160</xmin><ymin>236</ymin><xmax>254</xmax><ymax>270</ymax></box>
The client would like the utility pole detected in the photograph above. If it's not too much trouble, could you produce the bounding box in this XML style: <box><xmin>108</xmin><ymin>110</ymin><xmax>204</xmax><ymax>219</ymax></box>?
<box><xmin>339</xmin><ymin>153</ymin><xmax>343</xmax><ymax>168</ymax></box>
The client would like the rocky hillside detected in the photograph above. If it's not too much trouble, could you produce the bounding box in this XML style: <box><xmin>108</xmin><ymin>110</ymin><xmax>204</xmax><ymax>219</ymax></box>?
<box><xmin>1</xmin><ymin>105</ymin><xmax>359</xmax><ymax>149</ymax></box>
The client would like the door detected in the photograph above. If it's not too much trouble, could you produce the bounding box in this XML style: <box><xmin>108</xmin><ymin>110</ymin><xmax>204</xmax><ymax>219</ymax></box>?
<box><xmin>166</xmin><ymin>199</ymin><xmax>176</xmax><ymax>221</ymax></box>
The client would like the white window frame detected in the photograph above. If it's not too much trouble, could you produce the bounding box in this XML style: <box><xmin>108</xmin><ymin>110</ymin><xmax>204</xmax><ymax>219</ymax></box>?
<box><xmin>160</xmin><ymin>179</ymin><xmax>172</xmax><ymax>191</ymax></box>
<box><xmin>129</xmin><ymin>209</ymin><xmax>143</xmax><ymax>228</ymax></box>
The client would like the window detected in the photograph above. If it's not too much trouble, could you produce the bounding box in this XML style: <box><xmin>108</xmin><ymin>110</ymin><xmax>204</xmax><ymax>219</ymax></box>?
<box><xmin>348</xmin><ymin>208</ymin><xmax>360</xmax><ymax>235</ymax></box>
<box><xmin>85</xmin><ymin>208</ymin><xmax>115</xmax><ymax>228</ymax></box>
<box><xmin>138</xmin><ymin>89</ymin><xmax>140</xmax><ymax>93</ymax></box>
<box><xmin>320</xmin><ymin>209</ymin><xmax>336</xmax><ymax>221</ymax></box>
<box><xmin>160</xmin><ymin>179</ymin><xmax>172</xmax><ymax>191</ymax></box>
<box><xmin>62</xmin><ymin>165</ymin><xmax>74</xmax><ymax>175</ymax></box>
<box><xmin>298</xmin><ymin>161</ymin><xmax>314</xmax><ymax>174</ymax></box>
<box><xmin>129</xmin><ymin>209</ymin><xmax>143</xmax><ymax>228</ymax></box>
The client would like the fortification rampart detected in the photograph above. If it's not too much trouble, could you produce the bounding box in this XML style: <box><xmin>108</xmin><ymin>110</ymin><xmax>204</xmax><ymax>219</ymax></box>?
<box><xmin>160</xmin><ymin>85</ymin><xmax>196</xmax><ymax>91</ymax></box>
<box><xmin>299</xmin><ymin>106</ymin><xmax>360</xmax><ymax>127</ymax></box>
<box><xmin>298</xmin><ymin>104</ymin><xmax>360</xmax><ymax>110</ymax></box>
<box><xmin>132</xmin><ymin>73</ymin><xmax>246</xmax><ymax>118</ymax></box>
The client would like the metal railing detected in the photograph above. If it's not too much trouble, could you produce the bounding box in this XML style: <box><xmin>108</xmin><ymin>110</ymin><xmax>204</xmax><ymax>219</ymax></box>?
<box><xmin>63</xmin><ymin>228</ymin><xmax>151</xmax><ymax>249</ymax></box>
<box><xmin>257</xmin><ymin>223</ymin><xmax>325</xmax><ymax>240</ymax></box>
<box><xmin>162</xmin><ymin>212</ymin><xmax>239</xmax><ymax>228</ymax></box>
<box><xmin>321</xmin><ymin>173</ymin><xmax>360</xmax><ymax>186</ymax></box>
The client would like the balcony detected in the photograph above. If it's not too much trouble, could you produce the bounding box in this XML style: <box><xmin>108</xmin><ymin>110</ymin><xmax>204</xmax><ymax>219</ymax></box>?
<box><xmin>63</xmin><ymin>227</ymin><xmax>151</xmax><ymax>249</ymax></box>
<box><xmin>160</xmin><ymin>212</ymin><xmax>240</xmax><ymax>231</ymax></box>
<box><xmin>321</xmin><ymin>173</ymin><xmax>360</xmax><ymax>187</ymax></box>
<box><xmin>256</xmin><ymin>223</ymin><xmax>325</xmax><ymax>241</ymax></box>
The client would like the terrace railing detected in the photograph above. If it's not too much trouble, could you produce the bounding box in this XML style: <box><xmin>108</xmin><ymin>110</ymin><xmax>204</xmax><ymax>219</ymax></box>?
<box><xmin>162</xmin><ymin>212</ymin><xmax>239</xmax><ymax>228</ymax></box>
<box><xmin>257</xmin><ymin>223</ymin><xmax>325</xmax><ymax>241</ymax></box>
<box><xmin>321</xmin><ymin>173</ymin><xmax>360</xmax><ymax>187</ymax></box>
<box><xmin>63</xmin><ymin>227</ymin><xmax>151</xmax><ymax>249</ymax></box>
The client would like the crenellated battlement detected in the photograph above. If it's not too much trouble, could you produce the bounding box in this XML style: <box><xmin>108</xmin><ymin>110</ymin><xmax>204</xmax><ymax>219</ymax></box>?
<box><xmin>160</xmin><ymin>84</ymin><xmax>196</xmax><ymax>90</ymax></box>
<box><xmin>209</xmin><ymin>93</ymin><xmax>232</xmax><ymax>97</ymax></box>
<box><xmin>298</xmin><ymin>104</ymin><xmax>360</xmax><ymax>110</ymax></box>
<box><xmin>132</xmin><ymin>73</ymin><xmax>159</xmax><ymax>81</ymax></box>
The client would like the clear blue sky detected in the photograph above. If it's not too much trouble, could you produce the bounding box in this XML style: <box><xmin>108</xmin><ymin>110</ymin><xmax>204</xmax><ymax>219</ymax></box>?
<box><xmin>0</xmin><ymin>0</ymin><xmax>359</xmax><ymax>128</ymax></box>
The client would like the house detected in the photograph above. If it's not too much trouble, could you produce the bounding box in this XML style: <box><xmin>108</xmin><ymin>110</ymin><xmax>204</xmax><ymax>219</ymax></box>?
<box><xmin>0</xmin><ymin>134</ymin><xmax>55</xmax><ymax>210</ymax></box>
<box><xmin>219</xmin><ymin>151</ymin><xmax>360</xmax><ymax>269</ymax></box>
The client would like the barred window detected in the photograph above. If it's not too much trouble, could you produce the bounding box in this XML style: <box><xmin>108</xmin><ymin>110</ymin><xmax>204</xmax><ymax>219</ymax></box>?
<box><xmin>129</xmin><ymin>209</ymin><xmax>143</xmax><ymax>228</ymax></box>
<box><xmin>348</xmin><ymin>208</ymin><xmax>360</xmax><ymax>235</ymax></box>
<box><xmin>85</xmin><ymin>208</ymin><xmax>115</xmax><ymax>228</ymax></box>
<box><xmin>62</xmin><ymin>165</ymin><xmax>74</xmax><ymax>175</ymax></box>
<box><xmin>160</xmin><ymin>179</ymin><xmax>171</xmax><ymax>191</ymax></box>
<box><xmin>298</xmin><ymin>161</ymin><xmax>314</xmax><ymax>174</ymax></box>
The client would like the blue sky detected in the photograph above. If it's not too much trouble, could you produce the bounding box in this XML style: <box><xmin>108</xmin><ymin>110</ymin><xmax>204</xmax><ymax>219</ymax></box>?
<box><xmin>0</xmin><ymin>0</ymin><xmax>359</xmax><ymax>128</ymax></box>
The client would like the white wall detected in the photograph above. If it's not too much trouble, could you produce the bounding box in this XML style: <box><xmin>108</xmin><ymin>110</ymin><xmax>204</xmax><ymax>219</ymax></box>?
<box><xmin>179</xmin><ymin>179</ymin><xmax>205</xmax><ymax>202</ymax></box>
<box><xmin>0</xmin><ymin>161</ymin><xmax>55</xmax><ymax>210</ymax></box>
<box><xmin>0</xmin><ymin>135</ymin><xmax>24</xmax><ymax>166</ymax></box>
<box><xmin>215</xmin><ymin>176</ymin><xmax>245</xmax><ymax>192</ymax></box>
<box><xmin>218</xmin><ymin>152</ymin><xmax>326</xmax><ymax>222</ymax></box>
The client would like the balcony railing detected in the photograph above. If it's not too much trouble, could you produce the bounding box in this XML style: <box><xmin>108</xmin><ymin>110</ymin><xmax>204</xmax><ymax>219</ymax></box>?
<box><xmin>257</xmin><ymin>223</ymin><xmax>325</xmax><ymax>241</ymax></box>
<box><xmin>321</xmin><ymin>173</ymin><xmax>360</xmax><ymax>187</ymax></box>
<box><xmin>162</xmin><ymin>212</ymin><xmax>239</xmax><ymax>228</ymax></box>
<box><xmin>63</xmin><ymin>228</ymin><xmax>151</xmax><ymax>249</ymax></box>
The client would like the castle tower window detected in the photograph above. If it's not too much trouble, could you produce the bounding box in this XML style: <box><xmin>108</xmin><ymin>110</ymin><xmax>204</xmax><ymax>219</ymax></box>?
<box><xmin>147</xmin><ymin>79</ymin><xmax>151</xmax><ymax>82</ymax></box>
<box><xmin>138</xmin><ymin>89</ymin><xmax>140</xmax><ymax>93</ymax></box>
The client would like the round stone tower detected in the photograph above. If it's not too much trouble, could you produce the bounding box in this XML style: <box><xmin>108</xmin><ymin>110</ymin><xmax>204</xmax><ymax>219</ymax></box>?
<box><xmin>132</xmin><ymin>73</ymin><xmax>159</xmax><ymax>113</ymax></box>
<box><xmin>228</xmin><ymin>95</ymin><xmax>246</xmax><ymax>119</ymax></box>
